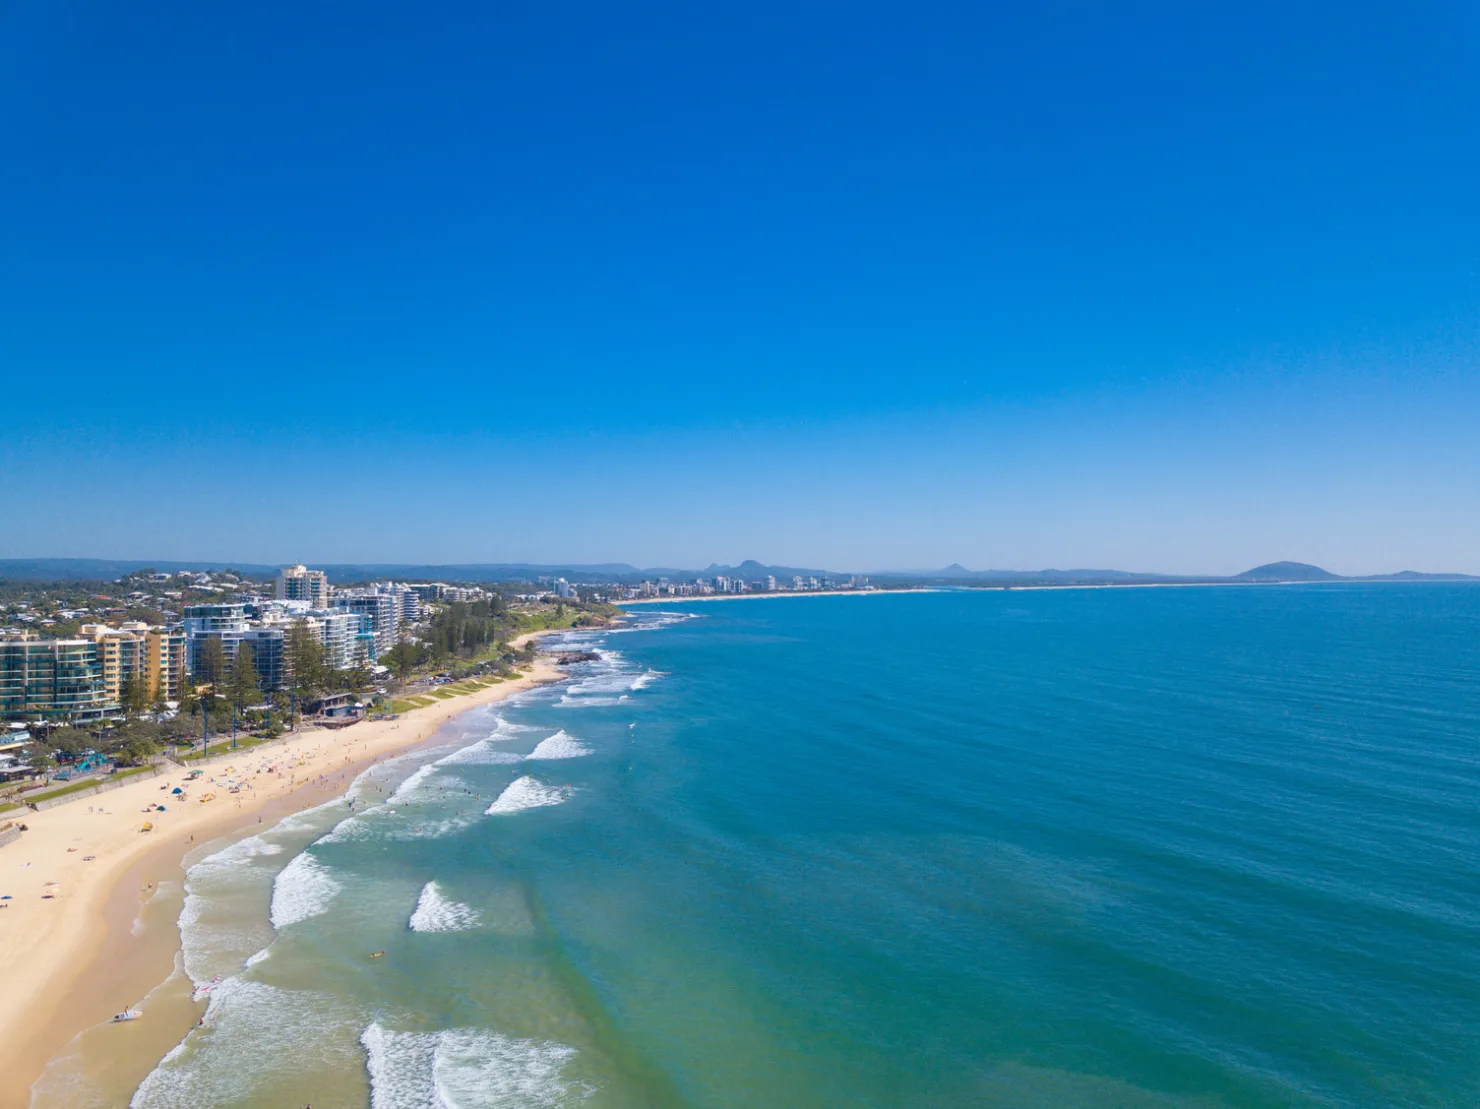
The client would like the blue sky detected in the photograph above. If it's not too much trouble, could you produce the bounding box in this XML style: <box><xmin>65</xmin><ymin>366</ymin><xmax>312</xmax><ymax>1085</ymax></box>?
<box><xmin>2</xmin><ymin>2</ymin><xmax>1477</xmax><ymax>573</ymax></box>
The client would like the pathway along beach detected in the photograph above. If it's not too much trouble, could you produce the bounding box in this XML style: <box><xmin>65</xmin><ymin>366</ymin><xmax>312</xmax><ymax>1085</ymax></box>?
<box><xmin>0</xmin><ymin>656</ymin><xmax>560</xmax><ymax>1109</ymax></box>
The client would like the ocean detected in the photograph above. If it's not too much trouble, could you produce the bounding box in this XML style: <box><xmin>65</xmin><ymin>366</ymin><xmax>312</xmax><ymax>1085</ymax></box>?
<box><xmin>65</xmin><ymin>587</ymin><xmax>1480</xmax><ymax>1106</ymax></box>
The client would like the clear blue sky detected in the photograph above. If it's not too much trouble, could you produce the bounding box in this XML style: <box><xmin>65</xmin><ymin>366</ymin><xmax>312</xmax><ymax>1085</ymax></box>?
<box><xmin>3</xmin><ymin>2</ymin><xmax>1477</xmax><ymax>574</ymax></box>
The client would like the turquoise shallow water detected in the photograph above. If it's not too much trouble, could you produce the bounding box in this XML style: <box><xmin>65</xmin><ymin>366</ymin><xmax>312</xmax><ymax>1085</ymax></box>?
<box><xmin>126</xmin><ymin>586</ymin><xmax>1479</xmax><ymax>1107</ymax></box>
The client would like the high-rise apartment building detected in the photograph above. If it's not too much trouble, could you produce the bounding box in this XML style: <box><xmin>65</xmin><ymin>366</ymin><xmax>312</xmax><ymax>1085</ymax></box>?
<box><xmin>237</xmin><ymin>628</ymin><xmax>286</xmax><ymax>691</ymax></box>
<box><xmin>0</xmin><ymin>637</ymin><xmax>108</xmax><ymax>720</ymax></box>
<box><xmin>145</xmin><ymin>628</ymin><xmax>187</xmax><ymax>701</ymax></box>
<box><xmin>376</xmin><ymin>582</ymin><xmax>422</xmax><ymax>628</ymax></box>
<box><xmin>78</xmin><ymin>623</ymin><xmax>185</xmax><ymax>703</ymax></box>
<box><xmin>277</xmin><ymin>565</ymin><xmax>330</xmax><ymax>608</ymax></box>
<box><xmin>182</xmin><ymin>604</ymin><xmax>286</xmax><ymax>689</ymax></box>
<box><xmin>81</xmin><ymin>623</ymin><xmax>144</xmax><ymax>704</ymax></box>
<box><xmin>310</xmin><ymin>609</ymin><xmax>370</xmax><ymax>671</ymax></box>
<box><xmin>333</xmin><ymin>590</ymin><xmax>396</xmax><ymax>657</ymax></box>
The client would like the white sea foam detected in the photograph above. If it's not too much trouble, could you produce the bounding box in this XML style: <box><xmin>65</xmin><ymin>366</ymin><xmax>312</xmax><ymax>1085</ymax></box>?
<box><xmin>180</xmin><ymin>837</ymin><xmax>284</xmax><ymax>985</ymax></box>
<box><xmin>316</xmin><ymin>813</ymin><xmax>375</xmax><ymax>845</ymax></box>
<box><xmin>244</xmin><ymin>946</ymin><xmax>272</xmax><ymax>968</ymax></box>
<box><xmin>605</xmin><ymin>611</ymin><xmax>698</xmax><ymax>632</ymax></box>
<box><xmin>390</xmin><ymin>763</ymin><xmax>441</xmax><ymax>803</ymax></box>
<box><xmin>486</xmin><ymin>776</ymin><xmax>571</xmax><ymax>815</ymax></box>
<box><xmin>629</xmin><ymin>669</ymin><xmax>664</xmax><ymax>690</ymax></box>
<box><xmin>273</xmin><ymin>797</ymin><xmax>349</xmax><ymax>835</ymax></box>
<box><xmin>566</xmin><ymin>671</ymin><xmax>634</xmax><ymax>696</ymax></box>
<box><xmin>132</xmin><ymin>979</ymin><xmax>362</xmax><ymax>1109</ymax></box>
<box><xmin>269</xmin><ymin>852</ymin><xmax>341</xmax><ymax>929</ymax></box>
<box><xmin>362</xmin><ymin>1022</ymin><xmax>580</xmax><ymax>1109</ymax></box>
<box><xmin>189</xmin><ymin>835</ymin><xmax>284</xmax><ymax>878</ymax></box>
<box><xmin>390</xmin><ymin>813</ymin><xmax>481</xmax><ymax>841</ymax></box>
<box><xmin>525</xmin><ymin>730</ymin><xmax>592</xmax><ymax>760</ymax></box>
<box><xmin>555</xmin><ymin>693</ymin><xmax>626</xmax><ymax>708</ymax></box>
<box><xmin>409</xmin><ymin>881</ymin><xmax>481</xmax><ymax>933</ymax></box>
<box><xmin>488</xmin><ymin>715</ymin><xmax>541</xmax><ymax>740</ymax></box>
<box><xmin>436</xmin><ymin>739</ymin><xmax>524</xmax><ymax>767</ymax></box>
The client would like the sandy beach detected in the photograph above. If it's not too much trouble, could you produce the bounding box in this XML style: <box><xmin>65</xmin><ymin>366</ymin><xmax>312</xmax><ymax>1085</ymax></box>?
<box><xmin>0</xmin><ymin>654</ymin><xmax>562</xmax><ymax>1109</ymax></box>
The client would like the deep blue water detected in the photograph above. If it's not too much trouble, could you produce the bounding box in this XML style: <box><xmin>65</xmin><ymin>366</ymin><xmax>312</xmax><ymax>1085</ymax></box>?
<box><xmin>130</xmin><ymin>585</ymin><xmax>1480</xmax><ymax>1107</ymax></box>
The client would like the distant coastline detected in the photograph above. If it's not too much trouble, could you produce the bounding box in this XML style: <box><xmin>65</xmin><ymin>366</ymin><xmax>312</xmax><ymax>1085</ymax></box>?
<box><xmin>620</xmin><ymin>576</ymin><xmax>1479</xmax><ymax>607</ymax></box>
<box><xmin>620</xmin><ymin>588</ymin><xmax>931</xmax><ymax>605</ymax></box>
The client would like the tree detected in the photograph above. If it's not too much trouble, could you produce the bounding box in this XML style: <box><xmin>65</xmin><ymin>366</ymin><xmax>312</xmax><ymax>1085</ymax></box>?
<box><xmin>344</xmin><ymin>663</ymin><xmax>372</xmax><ymax>695</ymax></box>
<box><xmin>195</xmin><ymin>636</ymin><xmax>227</xmax><ymax>687</ymax></box>
<box><xmin>229</xmin><ymin>641</ymin><xmax>261</xmax><ymax>707</ymax></box>
<box><xmin>177</xmin><ymin>673</ymin><xmax>199</xmax><ymax>716</ymax></box>
<box><xmin>284</xmin><ymin>619</ymin><xmax>326</xmax><ymax>699</ymax></box>
<box><xmin>387</xmin><ymin>640</ymin><xmax>423</xmax><ymax>683</ymax></box>
<box><xmin>27</xmin><ymin>745</ymin><xmax>57</xmax><ymax>780</ymax></box>
<box><xmin>116</xmin><ymin>737</ymin><xmax>158</xmax><ymax>767</ymax></box>
<box><xmin>119</xmin><ymin>668</ymin><xmax>150</xmax><ymax>716</ymax></box>
<box><xmin>47</xmin><ymin>727</ymin><xmax>93</xmax><ymax>759</ymax></box>
<box><xmin>228</xmin><ymin>641</ymin><xmax>260</xmax><ymax>739</ymax></box>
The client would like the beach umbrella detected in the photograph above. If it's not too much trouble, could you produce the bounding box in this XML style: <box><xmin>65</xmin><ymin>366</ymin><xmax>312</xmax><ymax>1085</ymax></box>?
<box><xmin>172</xmin><ymin>787</ymin><xmax>183</xmax><ymax>794</ymax></box>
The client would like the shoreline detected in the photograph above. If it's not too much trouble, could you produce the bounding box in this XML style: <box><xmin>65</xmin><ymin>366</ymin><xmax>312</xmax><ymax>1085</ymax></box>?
<box><xmin>620</xmin><ymin>588</ymin><xmax>931</xmax><ymax>604</ymax></box>
<box><xmin>0</xmin><ymin>653</ymin><xmax>565</xmax><ymax>1109</ymax></box>
<box><xmin>622</xmin><ymin>578</ymin><xmax>1473</xmax><ymax>604</ymax></box>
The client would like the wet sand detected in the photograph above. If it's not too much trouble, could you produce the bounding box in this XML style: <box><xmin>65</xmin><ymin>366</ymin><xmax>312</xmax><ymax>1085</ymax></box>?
<box><xmin>0</xmin><ymin>657</ymin><xmax>560</xmax><ymax>1109</ymax></box>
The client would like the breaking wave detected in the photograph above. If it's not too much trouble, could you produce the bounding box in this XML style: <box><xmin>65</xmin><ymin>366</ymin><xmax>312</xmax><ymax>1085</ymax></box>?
<box><xmin>362</xmin><ymin>1022</ymin><xmax>581</xmax><ymax>1109</ymax></box>
<box><xmin>486</xmin><ymin>776</ymin><xmax>572</xmax><ymax>815</ymax></box>
<box><xmin>390</xmin><ymin>763</ymin><xmax>442</xmax><ymax>803</ymax></box>
<box><xmin>436</xmin><ymin>739</ymin><xmax>524</xmax><ymax>767</ymax></box>
<box><xmin>409</xmin><ymin>881</ymin><xmax>481</xmax><ymax>933</ymax></box>
<box><xmin>133</xmin><ymin>979</ymin><xmax>362</xmax><ymax>1109</ymax></box>
<box><xmin>269</xmin><ymin>852</ymin><xmax>341</xmax><ymax>929</ymax></box>
<box><xmin>180</xmin><ymin>836</ymin><xmax>285</xmax><ymax>985</ymax></box>
<box><xmin>525</xmin><ymin>730</ymin><xmax>592</xmax><ymax>760</ymax></box>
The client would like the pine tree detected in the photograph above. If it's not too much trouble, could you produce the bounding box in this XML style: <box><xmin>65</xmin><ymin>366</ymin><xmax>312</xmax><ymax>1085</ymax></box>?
<box><xmin>285</xmin><ymin>619</ymin><xmax>326</xmax><ymax>699</ymax></box>
<box><xmin>230</xmin><ymin>641</ymin><xmax>261</xmax><ymax>707</ymax></box>
<box><xmin>120</xmin><ymin>669</ymin><xmax>150</xmax><ymax>716</ymax></box>
<box><xmin>196</xmin><ymin>636</ymin><xmax>227</xmax><ymax>687</ymax></box>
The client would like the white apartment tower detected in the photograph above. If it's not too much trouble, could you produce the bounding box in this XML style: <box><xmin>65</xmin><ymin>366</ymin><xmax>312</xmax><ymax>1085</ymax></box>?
<box><xmin>277</xmin><ymin>565</ymin><xmax>330</xmax><ymax>608</ymax></box>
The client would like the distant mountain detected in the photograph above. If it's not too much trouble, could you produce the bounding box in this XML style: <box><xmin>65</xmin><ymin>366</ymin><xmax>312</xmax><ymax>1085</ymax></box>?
<box><xmin>1226</xmin><ymin>562</ymin><xmax>1477</xmax><ymax>583</ymax></box>
<box><xmin>0</xmin><ymin>557</ymin><xmax>836</xmax><ymax>586</ymax></box>
<box><xmin>881</xmin><ymin>560</ymin><xmax>1480</xmax><ymax>585</ymax></box>
<box><xmin>1234</xmin><ymin>561</ymin><xmax>1341</xmax><ymax>582</ymax></box>
<box><xmin>315</xmin><ymin>563</ymin><xmax>645</xmax><ymax>585</ymax></box>
<box><xmin>3</xmin><ymin>556</ymin><xmax>1474</xmax><ymax>587</ymax></box>
<box><xmin>0</xmin><ymin>558</ymin><xmax>650</xmax><ymax>584</ymax></box>
<box><xmin>0</xmin><ymin>558</ymin><xmax>282</xmax><ymax>582</ymax></box>
<box><xmin>702</xmin><ymin>559</ymin><xmax>834</xmax><ymax>581</ymax></box>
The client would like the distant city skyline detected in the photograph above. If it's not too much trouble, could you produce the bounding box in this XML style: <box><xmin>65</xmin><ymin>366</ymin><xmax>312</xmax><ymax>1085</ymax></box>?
<box><xmin>3</xmin><ymin>3</ymin><xmax>1477</xmax><ymax>574</ymax></box>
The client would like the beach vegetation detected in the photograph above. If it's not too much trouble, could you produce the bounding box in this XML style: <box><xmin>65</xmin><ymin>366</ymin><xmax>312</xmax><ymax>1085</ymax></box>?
<box><xmin>194</xmin><ymin>636</ymin><xmax>227</xmax><ymax>686</ymax></box>
<box><xmin>119</xmin><ymin>669</ymin><xmax>150</xmax><ymax>715</ymax></box>
<box><xmin>114</xmin><ymin>736</ymin><xmax>158</xmax><ymax>766</ymax></box>
<box><xmin>284</xmin><ymin>618</ymin><xmax>327</xmax><ymax>698</ymax></box>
